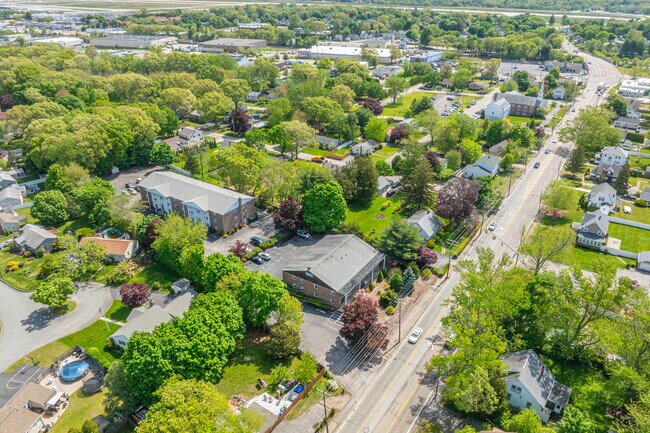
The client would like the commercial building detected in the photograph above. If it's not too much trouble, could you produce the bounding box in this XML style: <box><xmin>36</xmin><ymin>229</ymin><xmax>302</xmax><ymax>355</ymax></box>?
<box><xmin>198</xmin><ymin>38</ymin><xmax>267</xmax><ymax>53</ymax></box>
<box><xmin>298</xmin><ymin>45</ymin><xmax>393</xmax><ymax>64</ymax></box>
<box><xmin>30</xmin><ymin>36</ymin><xmax>83</xmax><ymax>47</ymax></box>
<box><xmin>618</xmin><ymin>78</ymin><xmax>650</xmax><ymax>98</ymax></box>
<box><xmin>495</xmin><ymin>90</ymin><xmax>548</xmax><ymax>117</ymax></box>
<box><xmin>408</xmin><ymin>51</ymin><xmax>443</xmax><ymax>63</ymax></box>
<box><xmin>283</xmin><ymin>235</ymin><xmax>386</xmax><ymax>308</ymax></box>
<box><xmin>138</xmin><ymin>171</ymin><xmax>256</xmax><ymax>235</ymax></box>
<box><xmin>90</xmin><ymin>35</ymin><xmax>177</xmax><ymax>49</ymax></box>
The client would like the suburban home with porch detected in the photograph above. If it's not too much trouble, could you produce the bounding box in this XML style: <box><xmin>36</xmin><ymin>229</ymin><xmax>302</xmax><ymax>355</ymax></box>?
<box><xmin>587</xmin><ymin>183</ymin><xmax>617</xmax><ymax>211</ymax></box>
<box><xmin>575</xmin><ymin>209</ymin><xmax>609</xmax><ymax>251</ymax></box>
<box><xmin>138</xmin><ymin>171</ymin><xmax>256</xmax><ymax>235</ymax></box>
<box><xmin>462</xmin><ymin>155</ymin><xmax>501</xmax><ymax>179</ymax></box>
<box><xmin>407</xmin><ymin>210</ymin><xmax>442</xmax><ymax>241</ymax></box>
<box><xmin>591</xmin><ymin>164</ymin><xmax>622</xmax><ymax>183</ymax></box>
<box><xmin>502</xmin><ymin>350</ymin><xmax>572</xmax><ymax>423</ymax></box>
<box><xmin>13</xmin><ymin>224</ymin><xmax>57</xmax><ymax>253</ymax></box>
<box><xmin>283</xmin><ymin>235</ymin><xmax>386</xmax><ymax>308</ymax></box>
<box><xmin>79</xmin><ymin>237</ymin><xmax>138</xmax><ymax>262</ymax></box>
<box><xmin>594</xmin><ymin>146</ymin><xmax>628</xmax><ymax>166</ymax></box>
<box><xmin>163</xmin><ymin>126</ymin><xmax>204</xmax><ymax>153</ymax></box>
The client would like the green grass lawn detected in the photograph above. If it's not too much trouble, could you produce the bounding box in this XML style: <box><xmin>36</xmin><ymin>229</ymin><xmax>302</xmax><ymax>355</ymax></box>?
<box><xmin>458</xmin><ymin>95</ymin><xmax>481</xmax><ymax>107</ymax></box>
<box><xmin>15</xmin><ymin>207</ymin><xmax>36</xmax><ymax>223</ymax></box>
<box><xmin>345</xmin><ymin>195</ymin><xmax>406</xmax><ymax>239</ymax></box>
<box><xmin>105</xmin><ymin>300</ymin><xmax>131</xmax><ymax>323</ymax></box>
<box><xmin>609</xmin><ymin>203</ymin><xmax>650</xmax><ymax>224</ymax></box>
<box><xmin>215</xmin><ymin>334</ymin><xmax>299</xmax><ymax>399</ymax></box>
<box><xmin>50</xmin><ymin>389</ymin><xmax>106</xmax><ymax>433</ymax></box>
<box><xmin>507</xmin><ymin>116</ymin><xmax>531</xmax><ymax>125</ymax></box>
<box><xmin>7</xmin><ymin>320</ymin><xmax>121</xmax><ymax>373</ymax></box>
<box><xmin>382</xmin><ymin>91</ymin><xmax>439</xmax><ymax>117</ymax></box>
<box><xmin>607</xmin><ymin>223</ymin><xmax>650</xmax><ymax>254</ymax></box>
<box><xmin>0</xmin><ymin>250</ymin><xmax>58</xmax><ymax>291</ymax></box>
<box><xmin>553</xmin><ymin>244</ymin><xmax>634</xmax><ymax>272</ymax></box>
<box><xmin>129</xmin><ymin>262</ymin><xmax>177</xmax><ymax>292</ymax></box>
<box><xmin>301</xmin><ymin>147</ymin><xmax>328</xmax><ymax>157</ymax></box>
<box><xmin>630</xmin><ymin>155</ymin><xmax>650</xmax><ymax>172</ymax></box>
<box><xmin>373</xmin><ymin>146</ymin><xmax>399</xmax><ymax>159</ymax></box>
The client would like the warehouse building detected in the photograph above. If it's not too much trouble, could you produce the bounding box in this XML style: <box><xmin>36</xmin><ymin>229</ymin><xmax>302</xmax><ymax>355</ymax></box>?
<box><xmin>30</xmin><ymin>36</ymin><xmax>83</xmax><ymax>47</ymax></box>
<box><xmin>297</xmin><ymin>45</ymin><xmax>392</xmax><ymax>64</ymax></box>
<box><xmin>198</xmin><ymin>38</ymin><xmax>267</xmax><ymax>53</ymax></box>
<box><xmin>90</xmin><ymin>35</ymin><xmax>177</xmax><ymax>49</ymax></box>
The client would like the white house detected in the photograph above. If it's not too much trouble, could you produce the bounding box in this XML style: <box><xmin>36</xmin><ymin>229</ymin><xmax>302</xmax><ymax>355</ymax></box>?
<box><xmin>163</xmin><ymin>127</ymin><xmax>204</xmax><ymax>153</ymax></box>
<box><xmin>587</xmin><ymin>183</ymin><xmax>616</xmax><ymax>211</ymax></box>
<box><xmin>552</xmin><ymin>86</ymin><xmax>566</xmax><ymax>100</ymax></box>
<box><xmin>352</xmin><ymin>141</ymin><xmax>377</xmax><ymax>156</ymax></box>
<box><xmin>594</xmin><ymin>146</ymin><xmax>628</xmax><ymax>167</ymax></box>
<box><xmin>0</xmin><ymin>185</ymin><xmax>22</xmax><ymax>210</ymax></box>
<box><xmin>462</xmin><ymin>155</ymin><xmax>501</xmax><ymax>179</ymax></box>
<box><xmin>502</xmin><ymin>350</ymin><xmax>572</xmax><ymax>423</ymax></box>
<box><xmin>641</xmin><ymin>187</ymin><xmax>650</xmax><ymax>206</ymax></box>
<box><xmin>484</xmin><ymin>98</ymin><xmax>511</xmax><ymax>121</ymax></box>
<box><xmin>613</xmin><ymin>117</ymin><xmax>640</xmax><ymax>131</ymax></box>
<box><xmin>637</xmin><ymin>251</ymin><xmax>650</xmax><ymax>272</ymax></box>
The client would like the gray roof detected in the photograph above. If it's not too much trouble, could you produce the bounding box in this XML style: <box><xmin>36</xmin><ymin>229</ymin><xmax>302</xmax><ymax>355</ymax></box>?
<box><xmin>163</xmin><ymin>290</ymin><xmax>197</xmax><ymax>318</ymax></box>
<box><xmin>580</xmin><ymin>209</ymin><xmax>609</xmax><ymax>236</ymax></box>
<box><xmin>0</xmin><ymin>187</ymin><xmax>21</xmax><ymax>202</ymax></box>
<box><xmin>638</xmin><ymin>251</ymin><xmax>650</xmax><ymax>264</ymax></box>
<box><xmin>139</xmin><ymin>171</ymin><xmax>254</xmax><ymax>215</ymax></box>
<box><xmin>600</xmin><ymin>146</ymin><xmax>628</xmax><ymax>159</ymax></box>
<box><xmin>502</xmin><ymin>350</ymin><xmax>571</xmax><ymax>409</ymax></box>
<box><xmin>0</xmin><ymin>173</ymin><xmax>15</xmax><ymax>183</ymax></box>
<box><xmin>498</xmin><ymin>91</ymin><xmax>548</xmax><ymax>108</ymax></box>
<box><xmin>641</xmin><ymin>187</ymin><xmax>650</xmax><ymax>202</ymax></box>
<box><xmin>377</xmin><ymin>176</ymin><xmax>390</xmax><ymax>191</ymax></box>
<box><xmin>589</xmin><ymin>183</ymin><xmax>616</xmax><ymax>201</ymax></box>
<box><xmin>14</xmin><ymin>224</ymin><xmax>57</xmax><ymax>250</ymax></box>
<box><xmin>284</xmin><ymin>235</ymin><xmax>384</xmax><ymax>295</ymax></box>
<box><xmin>407</xmin><ymin>210</ymin><xmax>441</xmax><ymax>239</ymax></box>
<box><xmin>111</xmin><ymin>305</ymin><xmax>172</xmax><ymax>341</ymax></box>
<box><xmin>593</xmin><ymin>164</ymin><xmax>622</xmax><ymax>178</ymax></box>
<box><xmin>315</xmin><ymin>135</ymin><xmax>339</xmax><ymax>146</ymax></box>
<box><xmin>488</xmin><ymin>98</ymin><xmax>511</xmax><ymax>111</ymax></box>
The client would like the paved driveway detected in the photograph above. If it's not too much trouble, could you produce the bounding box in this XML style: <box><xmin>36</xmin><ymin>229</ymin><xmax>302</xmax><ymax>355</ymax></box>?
<box><xmin>203</xmin><ymin>211</ymin><xmax>276</xmax><ymax>256</ymax></box>
<box><xmin>0</xmin><ymin>281</ymin><xmax>113</xmax><ymax>372</ymax></box>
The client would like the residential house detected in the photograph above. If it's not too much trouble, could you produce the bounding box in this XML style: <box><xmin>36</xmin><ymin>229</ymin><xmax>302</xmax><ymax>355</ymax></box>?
<box><xmin>377</xmin><ymin>176</ymin><xmax>391</xmax><ymax>196</ymax></box>
<box><xmin>496</xmin><ymin>90</ymin><xmax>548</xmax><ymax>117</ymax></box>
<box><xmin>543</xmin><ymin>60</ymin><xmax>584</xmax><ymax>74</ymax></box>
<box><xmin>613</xmin><ymin>117</ymin><xmax>640</xmax><ymax>131</ymax></box>
<box><xmin>640</xmin><ymin>187</ymin><xmax>650</xmax><ymax>206</ymax></box>
<box><xmin>139</xmin><ymin>171</ymin><xmax>256</xmax><ymax>235</ymax></box>
<box><xmin>0</xmin><ymin>185</ymin><xmax>22</xmax><ymax>210</ymax></box>
<box><xmin>408</xmin><ymin>51</ymin><xmax>443</xmax><ymax>63</ymax></box>
<box><xmin>282</xmin><ymin>234</ymin><xmax>386</xmax><ymax>307</ymax></box>
<box><xmin>484</xmin><ymin>98</ymin><xmax>511</xmax><ymax>121</ymax></box>
<box><xmin>594</xmin><ymin>146</ymin><xmax>628</xmax><ymax>166</ymax></box>
<box><xmin>489</xmin><ymin>139</ymin><xmax>508</xmax><ymax>156</ymax></box>
<box><xmin>407</xmin><ymin>210</ymin><xmax>442</xmax><ymax>241</ymax></box>
<box><xmin>13</xmin><ymin>224</ymin><xmax>57</xmax><ymax>253</ymax></box>
<box><xmin>0</xmin><ymin>382</ymin><xmax>56</xmax><ymax>433</ymax></box>
<box><xmin>591</xmin><ymin>164</ymin><xmax>622</xmax><ymax>183</ymax></box>
<box><xmin>171</xmin><ymin>278</ymin><xmax>191</xmax><ymax>294</ymax></box>
<box><xmin>441</xmin><ymin>78</ymin><xmax>453</xmax><ymax>88</ymax></box>
<box><xmin>637</xmin><ymin>251</ymin><xmax>650</xmax><ymax>272</ymax></box>
<box><xmin>315</xmin><ymin>135</ymin><xmax>339</xmax><ymax>150</ymax></box>
<box><xmin>110</xmin><ymin>305</ymin><xmax>172</xmax><ymax>348</ymax></box>
<box><xmin>502</xmin><ymin>350</ymin><xmax>572</xmax><ymax>422</ymax></box>
<box><xmin>576</xmin><ymin>209</ymin><xmax>609</xmax><ymax>250</ymax></box>
<box><xmin>352</xmin><ymin>141</ymin><xmax>377</xmax><ymax>156</ymax></box>
<box><xmin>468</xmin><ymin>81</ymin><xmax>486</xmax><ymax>91</ymax></box>
<box><xmin>0</xmin><ymin>173</ymin><xmax>16</xmax><ymax>190</ymax></box>
<box><xmin>462</xmin><ymin>155</ymin><xmax>501</xmax><ymax>179</ymax></box>
<box><xmin>79</xmin><ymin>237</ymin><xmax>138</xmax><ymax>262</ymax></box>
<box><xmin>0</xmin><ymin>211</ymin><xmax>24</xmax><ymax>234</ymax></box>
<box><xmin>221</xmin><ymin>136</ymin><xmax>244</xmax><ymax>148</ymax></box>
<box><xmin>371</xmin><ymin>65</ymin><xmax>402</xmax><ymax>79</ymax></box>
<box><xmin>552</xmin><ymin>86</ymin><xmax>566</xmax><ymax>100</ymax></box>
<box><xmin>163</xmin><ymin>127</ymin><xmax>204</xmax><ymax>153</ymax></box>
<box><xmin>587</xmin><ymin>183</ymin><xmax>617</xmax><ymax>211</ymax></box>
<box><xmin>246</xmin><ymin>91</ymin><xmax>263</xmax><ymax>103</ymax></box>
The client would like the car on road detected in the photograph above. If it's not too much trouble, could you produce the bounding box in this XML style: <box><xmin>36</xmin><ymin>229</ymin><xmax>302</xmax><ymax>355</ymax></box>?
<box><xmin>258</xmin><ymin>252</ymin><xmax>271</xmax><ymax>261</ymax></box>
<box><xmin>534</xmin><ymin>161</ymin><xmax>541</xmax><ymax>169</ymax></box>
<box><xmin>571</xmin><ymin>107</ymin><xmax>576</xmax><ymax>112</ymax></box>
<box><xmin>250</xmin><ymin>236</ymin><xmax>266</xmax><ymax>246</ymax></box>
<box><xmin>251</xmin><ymin>256</ymin><xmax>264</xmax><ymax>264</ymax></box>
<box><xmin>408</xmin><ymin>327</ymin><xmax>423</xmax><ymax>344</ymax></box>
<box><xmin>296</xmin><ymin>229</ymin><xmax>311</xmax><ymax>239</ymax></box>
<box><xmin>545</xmin><ymin>149</ymin><xmax>551</xmax><ymax>154</ymax></box>
<box><xmin>470</xmin><ymin>100</ymin><xmax>476</xmax><ymax>106</ymax></box>
<box><xmin>446</xmin><ymin>96</ymin><xmax>454</xmax><ymax>101</ymax></box>
<box><xmin>488</xmin><ymin>221</ymin><xmax>497</xmax><ymax>231</ymax></box>
<box><xmin>552</xmin><ymin>138</ymin><xmax>558</xmax><ymax>143</ymax></box>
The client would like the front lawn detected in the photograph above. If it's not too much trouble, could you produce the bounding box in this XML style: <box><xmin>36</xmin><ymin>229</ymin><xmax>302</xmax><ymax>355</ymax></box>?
<box><xmin>105</xmin><ymin>300</ymin><xmax>131</xmax><ymax>323</ymax></box>
<box><xmin>215</xmin><ymin>333</ymin><xmax>300</xmax><ymax>399</ymax></box>
<box><xmin>382</xmin><ymin>91</ymin><xmax>439</xmax><ymax>117</ymax></box>
<box><xmin>345</xmin><ymin>195</ymin><xmax>406</xmax><ymax>239</ymax></box>
<box><xmin>301</xmin><ymin>147</ymin><xmax>328</xmax><ymax>157</ymax></box>
<box><xmin>552</xmin><ymin>242</ymin><xmax>633</xmax><ymax>272</ymax></box>
<box><xmin>373</xmin><ymin>146</ymin><xmax>400</xmax><ymax>159</ymax></box>
<box><xmin>129</xmin><ymin>262</ymin><xmax>178</xmax><ymax>292</ymax></box>
<box><xmin>507</xmin><ymin>116</ymin><xmax>530</xmax><ymax>125</ymax></box>
<box><xmin>7</xmin><ymin>319</ymin><xmax>121</xmax><ymax>373</ymax></box>
<box><xmin>0</xmin><ymin>250</ymin><xmax>58</xmax><ymax>291</ymax></box>
<box><xmin>607</xmin><ymin>223</ymin><xmax>650</xmax><ymax>254</ymax></box>
<box><xmin>458</xmin><ymin>95</ymin><xmax>481</xmax><ymax>107</ymax></box>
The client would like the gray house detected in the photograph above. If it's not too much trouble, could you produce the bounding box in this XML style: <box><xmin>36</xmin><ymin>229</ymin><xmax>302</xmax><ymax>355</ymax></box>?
<box><xmin>576</xmin><ymin>209</ymin><xmax>609</xmax><ymax>250</ymax></box>
<box><xmin>13</xmin><ymin>224</ymin><xmax>58</xmax><ymax>253</ymax></box>
<box><xmin>502</xmin><ymin>350</ymin><xmax>572</xmax><ymax>422</ymax></box>
<box><xmin>407</xmin><ymin>210</ymin><xmax>442</xmax><ymax>241</ymax></box>
<box><xmin>587</xmin><ymin>183</ymin><xmax>616</xmax><ymax>210</ymax></box>
<box><xmin>0</xmin><ymin>172</ymin><xmax>17</xmax><ymax>190</ymax></box>
<box><xmin>0</xmin><ymin>211</ymin><xmax>25</xmax><ymax>235</ymax></box>
<box><xmin>377</xmin><ymin>176</ymin><xmax>391</xmax><ymax>196</ymax></box>
<box><xmin>0</xmin><ymin>185</ymin><xmax>23</xmax><ymax>210</ymax></box>
<box><xmin>641</xmin><ymin>187</ymin><xmax>650</xmax><ymax>206</ymax></box>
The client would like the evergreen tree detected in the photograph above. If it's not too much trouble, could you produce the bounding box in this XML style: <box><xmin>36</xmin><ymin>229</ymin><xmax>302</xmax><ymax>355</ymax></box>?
<box><xmin>402</xmin><ymin>267</ymin><xmax>416</xmax><ymax>295</ymax></box>
<box><xmin>566</xmin><ymin>145</ymin><xmax>586</xmax><ymax>176</ymax></box>
<box><xmin>401</xmin><ymin>159</ymin><xmax>436</xmax><ymax>212</ymax></box>
<box><xmin>614</xmin><ymin>162</ymin><xmax>630</xmax><ymax>195</ymax></box>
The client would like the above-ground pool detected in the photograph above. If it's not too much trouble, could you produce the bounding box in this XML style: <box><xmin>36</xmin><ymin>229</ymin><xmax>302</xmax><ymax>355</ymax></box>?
<box><xmin>60</xmin><ymin>360</ymin><xmax>90</xmax><ymax>382</ymax></box>
<box><xmin>102</xmin><ymin>227</ymin><xmax>124</xmax><ymax>239</ymax></box>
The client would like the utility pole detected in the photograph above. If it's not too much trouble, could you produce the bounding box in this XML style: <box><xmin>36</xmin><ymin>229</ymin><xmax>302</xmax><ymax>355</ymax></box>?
<box><xmin>398</xmin><ymin>297</ymin><xmax>402</xmax><ymax>343</ymax></box>
<box><xmin>321</xmin><ymin>390</ymin><xmax>330</xmax><ymax>433</ymax></box>
<box><xmin>507</xmin><ymin>169</ymin><xmax>513</xmax><ymax>196</ymax></box>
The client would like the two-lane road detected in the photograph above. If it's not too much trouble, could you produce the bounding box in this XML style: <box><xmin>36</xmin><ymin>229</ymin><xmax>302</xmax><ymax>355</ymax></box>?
<box><xmin>335</xmin><ymin>45</ymin><xmax>621</xmax><ymax>433</ymax></box>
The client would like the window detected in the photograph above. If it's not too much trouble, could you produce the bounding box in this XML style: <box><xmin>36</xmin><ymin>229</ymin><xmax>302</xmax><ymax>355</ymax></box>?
<box><xmin>331</xmin><ymin>299</ymin><xmax>335</xmax><ymax>304</ymax></box>
<box><xmin>292</xmin><ymin>275</ymin><xmax>295</xmax><ymax>281</ymax></box>
<box><xmin>301</xmin><ymin>287</ymin><xmax>305</xmax><ymax>292</ymax></box>
<box><xmin>331</xmin><ymin>290</ymin><xmax>335</xmax><ymax>296</ymax></box>
<box><xmin>300</xmin><ymin>278</ymin><xmax>304</xmax><ymax>284</ymax></box>
<box><xmin>510</xmin><ymin>384</ymin><xmax>517</xmax><ymax>390</ymax></box>
<box><xmin>526</xmin><ymin>402</ymin><xmax>532</xmax><ymax>408</ymax></box>
<box><xmin>314</xmin><ymin>292</ymin><xmax>318</xmax><ymax>297</ymax></box>
<box><xmin>506</xmin><ymin>393</ymin><xmax>512</xmax><ymax>400</ymax></box>
<box><xmin>292</xmin><ymin>283</ymin><xmax>296</xmax><ymax>289</ymax></box>
<box><xmin>314</xmin><ymin>284</ymin><xmax>318</xmax><ymax>289</ymax></box>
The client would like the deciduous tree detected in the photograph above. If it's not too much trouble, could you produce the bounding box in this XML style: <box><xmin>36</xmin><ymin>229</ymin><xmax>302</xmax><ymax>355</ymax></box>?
<box><xmin>274</xmin><ymin>195</ymin><xmax>302</xmax><ymax>231</ymax></box>
<box><xmin>436</xmin><ymin>177</ymin><xmax>480</xmax><ymax>224</ymax></box>
<box><xmin>30</xmin><ymin>275</ymin><xmax>76</xmax><ymax>308</ymax></box>
<box><xmin>238</xmin><ymin>271</ymin><xmax>287</xmax><ymax>327</ymax></box>
<box><xmin>340</xmin><ymin>293</ymin><xmax>388</xmax><ymax>351</ymax></box>
<box><xmin>119</xmin><ymin>283</ymin><xmax>151</xmax><ymax>308</ymax></box>
<box><xmin>302</xmin><ymin>181</ymin><xmax>347</xmax><ymax>233</ymax></box>
<box><xmin>31</xmin><ymin>190</ymin><xmax>68</xmax><ymax>226</ymax></box>
<box><xmin>378</xmin><ymin>219</ymin><xmax>423</xmax><ymax>262</ymax></box>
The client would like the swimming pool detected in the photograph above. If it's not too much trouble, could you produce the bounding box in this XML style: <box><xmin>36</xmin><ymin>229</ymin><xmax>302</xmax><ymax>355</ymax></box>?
<box><xmin>60</xmin><ymin>360</ymin><xmax>90</xmax><ymax>382</ymax></box>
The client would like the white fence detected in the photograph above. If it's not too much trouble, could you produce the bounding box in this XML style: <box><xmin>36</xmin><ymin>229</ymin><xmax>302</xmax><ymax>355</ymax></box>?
<box><xmin>606</xmin><ymin>247</ymin><xmax>638</xmax><ymax>260</ymax></box>
<box><xmin>609</xmin><ymin>217</ymin><xmax>650</xmax><ymax>231</ymax></box>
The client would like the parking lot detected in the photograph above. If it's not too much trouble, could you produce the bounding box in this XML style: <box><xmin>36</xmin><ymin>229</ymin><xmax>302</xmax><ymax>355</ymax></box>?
<box><xmin>102</xmin><ymin>165</ymin><xmax>163</xmax><ymax>191</ymax></box>
<box><xmin>244</xmin><ymin>234</ymin><xmax>321</xmax><ymax>277</ymax></box>
<box><xmin>203</xmin><ymin>211</ymin><xmax>276</xmax><ymax>256</ymax></box>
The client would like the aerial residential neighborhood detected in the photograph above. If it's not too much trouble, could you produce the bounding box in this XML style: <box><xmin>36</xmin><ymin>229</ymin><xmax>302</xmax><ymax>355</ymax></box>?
<box><xmin>0</xmin><ymin>1</ymin><xmax>648</xmax><ymax>433</ymax></box>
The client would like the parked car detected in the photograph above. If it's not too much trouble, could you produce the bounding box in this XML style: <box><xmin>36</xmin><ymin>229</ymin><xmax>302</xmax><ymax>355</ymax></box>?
<box><xmin>251</xmin><ymin>256</ymin><xmax>264</xmax><ymax>264</ymax></box>
<box><xmin>136</xmin><ymin>178</ymin><xmax>143</xmax><ymax>184</ymax></box>
<box><xmin>259</xmin><ymin>252</ymin><xmax>272</xmax><ymax>261</ymax></box>
<box><xmin>533</xmin><ymin>161</ymin><xmax>541</xmax><ymax>169</ymax></box>
<box><xmin>488</xmin><ymin>221</ymin><xmax>498</xmax><ymax>231</ymax></box>
<box><xmin>408</xmin><ymin>327</ymin><xmax>423</xmax><ymax>344</ymax></box>
<box><xmin>386</xmin><ymin>188</ymin><xmax>400</xmax><ymax>198</ymax></box>
<box><xmin>250</xmin><ymin>236</ymin><xmax>266</xmax><ymax>246</ymax></box>
<box><xmin>125</xmin><ymin>183</ymin><xmax>135</xmax><ymax>189</ymax></box>
<box><xmin>296</xmin><ymin>229</ymin><xmax>311</xmax><ymax>239</ymax></box>
<box><xmin>545</xmin><ymin>148</ymin><xmax>551</xmax><ymax>154</ymax></box>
